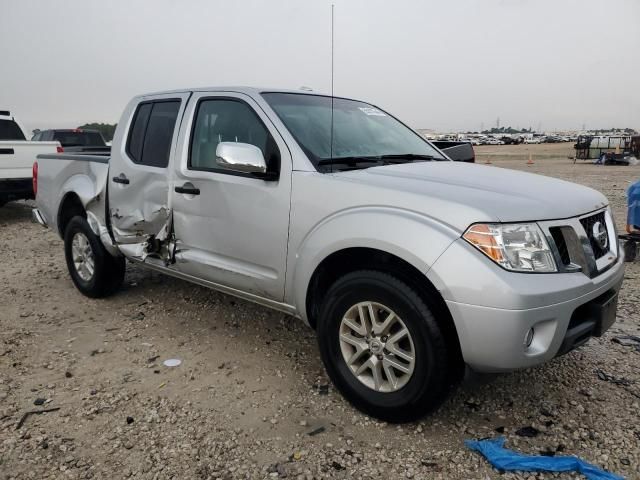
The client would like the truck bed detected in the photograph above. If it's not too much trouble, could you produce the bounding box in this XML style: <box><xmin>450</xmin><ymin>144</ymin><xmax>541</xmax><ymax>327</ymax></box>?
<box><xmin>35</xmin><ymin>153</ymin><xmax>110</xmax><ymax>234</ymax></box>
<box><xmin>1</xmin><ymin>140</ymin><xmax>60</xmax><ymax>204</ymax></box>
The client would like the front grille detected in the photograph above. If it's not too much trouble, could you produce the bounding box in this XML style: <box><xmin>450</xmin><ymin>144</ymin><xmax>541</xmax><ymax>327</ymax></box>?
<box><xmin>580</xmin><ymin>212</ymin><xmax>609</xmax><ymax>259</ymax></box>
<box><xmin>549</xmin><ymin>227</ymin><xmax>571</xmax><ymax>265</ymax></box>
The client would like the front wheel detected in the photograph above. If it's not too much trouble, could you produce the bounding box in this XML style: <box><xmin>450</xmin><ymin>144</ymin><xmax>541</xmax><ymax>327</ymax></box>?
<box><xmin>64</xmin><ymin>216</ymin><xmax>125</xmax><ymax>298</ymax></box>
<box><xmin>317</xmin><ymin>270</ymin><xmax>454</xmax><ymax>423</ymax></box>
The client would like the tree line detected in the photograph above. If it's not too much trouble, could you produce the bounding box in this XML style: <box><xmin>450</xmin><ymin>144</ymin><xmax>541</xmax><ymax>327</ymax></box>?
<box><xmin>77</xmin><ymin>123</ymin><xmax>117</xmax><ymax>141</ymax></box>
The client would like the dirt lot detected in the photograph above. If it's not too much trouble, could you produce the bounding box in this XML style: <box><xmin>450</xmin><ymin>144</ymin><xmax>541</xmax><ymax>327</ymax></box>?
<box><xmin>1</xmin><ymin>143</ymin><xmax>639</xmax><ymax>479</ymax></box>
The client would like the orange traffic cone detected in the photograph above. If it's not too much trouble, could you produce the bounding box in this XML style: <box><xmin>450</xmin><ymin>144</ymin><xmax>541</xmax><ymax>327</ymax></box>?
<box><xmin>526</xmin><ymin>153</ymin><xmax>534</xmax><ymax>165</ymax></box>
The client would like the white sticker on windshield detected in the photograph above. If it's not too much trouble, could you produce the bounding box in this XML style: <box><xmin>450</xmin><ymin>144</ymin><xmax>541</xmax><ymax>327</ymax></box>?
<box><xmin>359</xmin><ymin>107</ymin><xmax>387</xmax><ymax>116</ymax></box>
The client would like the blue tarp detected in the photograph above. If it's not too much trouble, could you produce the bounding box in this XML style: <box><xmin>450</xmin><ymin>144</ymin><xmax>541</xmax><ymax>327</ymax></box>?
<box><xmin>465</xmin><ymin>437</ymin><xmax>623</xmax><ymax>480</ymax></box>
<box><xmin>628</xmin><ymin>179</ymin><xmax>640</xmax><ymax>228</ymax></box>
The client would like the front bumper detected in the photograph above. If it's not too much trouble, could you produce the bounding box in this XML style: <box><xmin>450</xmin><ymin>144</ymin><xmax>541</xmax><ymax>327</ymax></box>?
<box><xmin>429</xmin><ymin>237</ymin><xmax>625</xmax><ymax>372</ymax></box>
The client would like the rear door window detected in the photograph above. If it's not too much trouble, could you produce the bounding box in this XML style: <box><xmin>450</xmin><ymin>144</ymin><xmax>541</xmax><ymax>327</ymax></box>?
<box><xmin>127</xmin><ymin>103</ymin><xmax>152</xmax><ymax>163</ymax></box>
<box><xmin>126</xmin><ymin>100</ymin><xmax>181</xmax><ymax>168</ymax></box>
<box><xmin>0</xmin><ymin>119</ymin><xmax>26</xmax><ymax>140</ymax></box>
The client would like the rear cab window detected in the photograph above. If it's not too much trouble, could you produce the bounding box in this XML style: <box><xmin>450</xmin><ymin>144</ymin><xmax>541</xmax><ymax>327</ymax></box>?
<box><xmin>0</xmin><ymin>119</ymin><xmax>26</xmax><ymax>141</ymax></box>
<box><xmin>126</xmin><ymin>100</ymin><xmax>181</xmax><ymax>168</ymax></box>
<box><xmin>53</xmin><ymin>131</ymin><xmax>105</xmax><ymax>147</ymax></box>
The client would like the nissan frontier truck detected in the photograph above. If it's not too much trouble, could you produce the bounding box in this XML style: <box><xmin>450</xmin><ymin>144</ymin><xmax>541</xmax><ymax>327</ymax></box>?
<box><xmin>33</xmin><ymin>87</ymin><xmax>624</xmax><ymax>422</ymax></box>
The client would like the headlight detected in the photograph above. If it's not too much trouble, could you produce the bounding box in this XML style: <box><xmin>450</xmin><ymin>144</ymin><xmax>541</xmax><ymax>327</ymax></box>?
<box><xmin>463</xmin><ymin>223</ymin><xmax>557</xmax><ymax>272</ymax></box>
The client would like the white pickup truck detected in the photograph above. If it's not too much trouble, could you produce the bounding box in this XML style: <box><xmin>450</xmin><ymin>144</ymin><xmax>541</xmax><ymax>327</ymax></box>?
<box><xmin>0</xmin><ymin>111</ymin><xmax>60</xmax><ymax>206</ymax></box>
<box><xmin>33</xmin><ymin>88</ymin><xmax>624</xmax><ymax>422</ymax></box>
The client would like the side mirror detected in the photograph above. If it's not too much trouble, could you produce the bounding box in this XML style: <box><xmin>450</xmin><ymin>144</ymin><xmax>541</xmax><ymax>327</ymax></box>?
<box><xmin>215</xmin><ymin>142</ymin><xmax>267</xmax><ymax>175</ymax></box>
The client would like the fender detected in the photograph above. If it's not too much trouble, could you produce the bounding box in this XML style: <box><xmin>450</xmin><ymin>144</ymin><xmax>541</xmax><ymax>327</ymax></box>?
<box><xmin>57</xmin><ymin>160</ymin><xmax>109</xmax><ymax>218</ymax></box>
<box><xmin>60</xmin><ymin>173</ymin><xmax>99</xmax><ymax>210</ymax></box>
<box><xmin>56</xmin><ymin>168</ymin><xmax>119</xmax><ymax>256</ymax></box>
<box><xmin>287</xmin><ymin>206</ymin><xmax>461</xmax><ymax>322</ymax></box>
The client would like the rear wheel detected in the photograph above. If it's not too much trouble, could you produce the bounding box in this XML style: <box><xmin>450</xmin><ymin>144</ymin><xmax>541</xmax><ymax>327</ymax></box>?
<box><xmin>64</xmin><ymin>216</ymin><xmax>125</xmax><ymax>298</ymax></box>
<box><xmin>317</xmin><ymin>270</ymin><xmax>453</xmax><ymax>422</ymax></box>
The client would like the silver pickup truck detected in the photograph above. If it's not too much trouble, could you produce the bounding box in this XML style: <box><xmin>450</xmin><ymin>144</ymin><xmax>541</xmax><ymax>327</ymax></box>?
<box><xmin>33</xmin><ymin>87</ymin><xmax>624</xmax><ymax>422</ymax></box>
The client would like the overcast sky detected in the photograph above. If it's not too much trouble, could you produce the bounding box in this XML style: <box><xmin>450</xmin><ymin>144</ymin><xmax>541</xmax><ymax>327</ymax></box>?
<box><xmin>1</xmin><ymin>0</ymin><xmax>639</xmax><ymax>134</ymax></box>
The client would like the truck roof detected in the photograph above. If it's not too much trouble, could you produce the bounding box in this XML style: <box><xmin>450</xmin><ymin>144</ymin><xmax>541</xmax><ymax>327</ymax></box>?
<box><xmin>134</xmin><ymin>87</ymin><xmax>374</xmax><ymax>108</ymax></box>
<box><xmin>138</xmin><ymin>86</ymin><xmax>322</xmax><ymax>97</ymax></box>
<box><xmin>42</xmin><ymin>128</ymin><xmax>101</xmax><ymax>133</ymax></box>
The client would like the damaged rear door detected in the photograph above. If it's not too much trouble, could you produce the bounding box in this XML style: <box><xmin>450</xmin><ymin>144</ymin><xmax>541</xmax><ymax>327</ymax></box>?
<box><xmin>108</xmin><ymin>92</ymin><xmax>190</xmax><ymax>259</ymax></box>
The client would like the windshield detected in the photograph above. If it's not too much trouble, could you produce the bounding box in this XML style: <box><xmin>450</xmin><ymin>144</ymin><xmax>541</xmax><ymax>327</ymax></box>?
<box><xmin>262</xmin><ymin>93</ymin><xmax>446</xmax><ymax>172</ymax></box>
<box><xmin>53</xmin><ymin>131</ymin><xmax>105</xmax><ymax>147</ymax></box>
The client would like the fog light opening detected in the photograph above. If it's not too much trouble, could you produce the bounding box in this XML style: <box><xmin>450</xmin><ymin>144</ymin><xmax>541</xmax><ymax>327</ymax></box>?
<box><xmin>525</xmin><ymin>328</ymin><xmax>535</xmax><ymax>348</ymax></box>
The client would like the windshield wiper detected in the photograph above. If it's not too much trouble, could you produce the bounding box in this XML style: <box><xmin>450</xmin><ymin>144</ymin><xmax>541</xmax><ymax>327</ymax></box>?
<box><xmin>317</xmin><ymin>154</ymin><xmax>439</xmax><ymax>170</ymax></box>
<box><xmin>317</xmin><ymin>156</ymin><xmax>381</xmax><ymax>166</ymax></box>
<box><xmin>376</xmin><ymin>154</ymin><xmax>436</xmax><ymax>161</ymax></box>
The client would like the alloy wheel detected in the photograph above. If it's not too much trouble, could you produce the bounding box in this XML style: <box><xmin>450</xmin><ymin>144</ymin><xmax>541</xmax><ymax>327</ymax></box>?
<box><xmin>339</xmin><ymin>301</ymin><xmax>416</xmax><ymax>392</ymax></box>
<box><xmin>71</xmin><ymin>232</ymin><xmax>95</xmax><ymax>282</ymax></box>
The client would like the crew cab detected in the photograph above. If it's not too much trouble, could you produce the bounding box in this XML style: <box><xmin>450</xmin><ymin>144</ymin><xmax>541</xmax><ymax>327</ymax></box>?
<box><xmin>32</xmin><ymin>128</ymin><xmax>110</xmax><ymax>155</ymax></box>
<box><xmin>33</xmin><ymin>88</ymin><xmax>624</xmax><ymax>422</ymax></box>
<box><xmin>0</xmin><ymin>111</ymin><xmax>59</xmax><ymax>206</ymax></box>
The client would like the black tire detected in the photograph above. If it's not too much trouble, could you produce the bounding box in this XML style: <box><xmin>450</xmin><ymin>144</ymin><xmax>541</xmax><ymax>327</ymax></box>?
<box><xmin>64</xmin><ymin>216</ymin><xmax>125</xmax><ymax>298</ymax></box>
<box><xmin>623</xmin><ymin>240</ymin><xmax>637</xmax><ymax>262</ymax></box>
<box><xmin>317</xmin><ymin>270</ymin><xmax>453</xmax><ymax>423</ymax></box>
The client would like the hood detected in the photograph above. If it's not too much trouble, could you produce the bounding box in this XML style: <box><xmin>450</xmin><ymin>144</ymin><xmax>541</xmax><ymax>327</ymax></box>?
<box><xmin>335</xmin><ymin>161</ymin><xmax>608</xmax><ymax>231</ymax></box>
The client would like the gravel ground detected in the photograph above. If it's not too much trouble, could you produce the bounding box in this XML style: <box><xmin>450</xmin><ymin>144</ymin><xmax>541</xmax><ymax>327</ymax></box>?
<box><xmin>1</xmin><ymin>144</ymin><xmax>639</xmax><ymax>479</ymax></box>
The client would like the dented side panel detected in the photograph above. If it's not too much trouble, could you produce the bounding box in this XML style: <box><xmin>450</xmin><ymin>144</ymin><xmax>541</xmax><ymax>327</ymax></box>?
<box><xmin>35</xmin><ymin>154</ymin><xmax>110</xmax><ymax>238</ymax></box>
<box><xmin>109</xmin><ymin>174</ymin><xmax>171</xmax><ymax>242</ymax></box>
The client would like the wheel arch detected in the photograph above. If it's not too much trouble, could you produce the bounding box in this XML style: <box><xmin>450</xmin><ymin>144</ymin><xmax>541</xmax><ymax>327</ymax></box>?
<box><xmin>56</xmin><ymin>172</ymin><xmax>102</xmax><ymax>235</ymax></box>
<box><xmin>57</xmin><ymin>192</ymin><xmax>86</xmax><ymax>237</ymax></box>
<box><xmin>305</xmin><ymin>246</ymin><xmax>464</xmax><ymax>376</ymax></box>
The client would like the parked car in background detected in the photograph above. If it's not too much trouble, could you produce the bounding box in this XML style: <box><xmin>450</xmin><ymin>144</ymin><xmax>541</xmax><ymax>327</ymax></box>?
<box><xmin>0</xmin><ymin>110</ymin><xmax>60</xmax><ymax>206</ymax></box>
<box><xmin>32</xmin><ymin>128</ymin><xmax>110</xmax><ymax>155</ymax></box>
<box><xmin>33</xmin><ymin>87</ymin><xmax>624</xmax><ymax>422</ymax></box>
<box><xmin>500</xmin><ymin>136</ymin><xmax>524</xmax><ymax>145</ymax></box>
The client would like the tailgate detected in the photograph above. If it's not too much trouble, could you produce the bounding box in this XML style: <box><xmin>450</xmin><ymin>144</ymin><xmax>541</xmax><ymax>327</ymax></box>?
<box><xmin>0</xmin><ymin>141</ymin><xmax>60</xmax><ymax>179</ymax></box>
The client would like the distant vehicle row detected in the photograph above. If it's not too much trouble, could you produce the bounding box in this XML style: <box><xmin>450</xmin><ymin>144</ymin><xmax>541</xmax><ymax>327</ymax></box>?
<box><xmin>467</xmin><ymin>135</ymin><xmax>574</xmax><ymax>146</ymax></box>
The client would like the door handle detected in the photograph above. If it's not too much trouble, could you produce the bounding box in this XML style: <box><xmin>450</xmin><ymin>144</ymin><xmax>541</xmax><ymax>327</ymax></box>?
<box><xmin>175</xmin><ymin>184</ymin><xmax>200</xmax><ymax>195</ymax></box>
<box><xmin>112</xmin><ymin>174</ymin><xmax>130</xmax><ymax>185</ymax></box>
